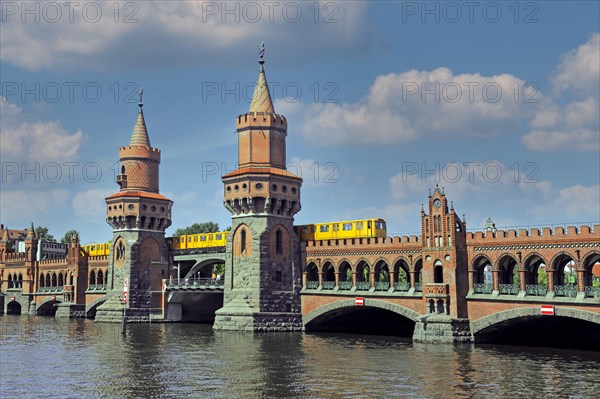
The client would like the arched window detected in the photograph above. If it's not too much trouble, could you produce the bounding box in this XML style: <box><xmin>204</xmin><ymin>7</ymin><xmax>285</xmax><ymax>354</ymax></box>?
<box><xmin>69</xmin><ymin>273</ymin><xmax>74</xmax><ymax>286</ymax></box>
<box><xmin>121</xmin><ymin>165</ymin><xmax>125</xmax><ymax>174</ymax></box>
<box><xmin>97</xmin><ymin>270</ymin><xmax>104</xmax><ymax>288</ymax></box>
<box><xmin>8</xmin><ymin>273</ymin><xmax>13</xmax><ymax>289</ymax></box>
<box><xmin>40</xmin><ymin>273</ymin><xmax>45</xmax><ymax>288</ymax></box>
<box><xmin>434</xmin><ymin>262</ymin><xmax>444</xmax><ymax>283</ymax></box>
<box><xmin>241</xmin><ymin>229</ymin><xmax>247</xmax><ymax>254</ymax></box>
<box><xmin>18</xmin><ymin>273</ymin><xmax>23</xmax><ymax>288</ymax></box>
<box><xmin>46</xmin><ymin>274</ymin><xmax>51</xmax><ymax>288</ymax></box>
<box><xmin>51</xmin><ymin>273</ymin><xmax>57</xmax><ymax>287</ymax></box>
<box><xmin>275</xmin><ymin>229</ymin><xmax>283</xmax><ymax>255</ymax></box>
<box><xmin>90</xmin><ymin>270</ymin><xmax>96</xmax><ymax>288</ymax></box>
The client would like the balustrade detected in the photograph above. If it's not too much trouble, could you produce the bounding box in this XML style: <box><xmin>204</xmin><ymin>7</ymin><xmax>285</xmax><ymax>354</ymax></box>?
<box><xmin>305</xmin><ymin>281</ymin><xmax>319</xmax><ymax>289</ymax></box>
<box><xmin>525</xmin><ymin>284</ymin><xmax>547</xmax><ymax>296</ymax></box>
<box><xmin>338</xmin><ymin>281</ymin><xmax>352</xmax><ymax>290</ymax></box>
<box><xmin>355</xmin><ymin>281</ymin><xmax>371</xmax><ymax>291</ymax></box>
<box><xmin>473</xmin><ymin>283</ymin><xmax>493</xmax><ymax>294</ymax></box>
<box><xmin>321</xmin><ymin>281</ymin><xmax>335</xmax><ymax>290</ymax></box>
<box><xmin>394</xmin><ymin>282</ymin><xmax>409</xmax><ymax>292</ymax></box>
<box><xmin>374</xmin><ymin>282</ymin><xmax>389</xmax><ymax>291</ymax></box>
<box><xmin>584</xmin><ymin>286</ymin><xmax>600</xmax><ymax>298</ymax></box>
<box><xmin>553</xmin><ymin>285</ymin><xmax>578</xmax><ymax>298</ymax></box>
<box><xmin>498</xmin><ymin>284</ymin><xmax>519</xmax><ymax>295</ymax></box>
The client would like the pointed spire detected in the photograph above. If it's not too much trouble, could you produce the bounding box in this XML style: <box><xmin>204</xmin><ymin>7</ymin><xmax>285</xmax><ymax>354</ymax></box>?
<box><xmin>26</xmin><ymin>223</ymin><xmax>36</xmax><ymax>240</ymax></box>
<box><xmin>129</xmin><ymin>87</ymin><xmax>151</xmax><ymax>147</ymax></box>
<box><xmin>249</xmin><ymin>41</ymin><xmax>275</xmax><ymax>114</ymax></box>
<box><xmin>1</xmin><ymin>227</ymin><xmax>9</xmax><ymax>242</ymax></box>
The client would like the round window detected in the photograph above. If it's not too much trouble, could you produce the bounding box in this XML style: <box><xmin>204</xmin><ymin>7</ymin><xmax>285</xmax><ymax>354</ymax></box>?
<box><xmin>151</xmin><ymin>206</ymin><xmax>156</xmax><ymax>211</ymax></box>
<box><xmin>255</xmin><ymin>183</ymin><xmax>263</xmax><ymax>190</ymax></box>
<box><xmin>128</xmin><ymin>204</ymin><xmax>134</xmax><ymax>210</ymax></box>
<box><xmin>272</xmin><ymin>184</ymin><xmax>278</xmax><ymax>191</ymax></box>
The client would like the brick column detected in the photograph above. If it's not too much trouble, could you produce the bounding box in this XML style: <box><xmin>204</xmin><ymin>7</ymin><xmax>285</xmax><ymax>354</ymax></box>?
<box><xmin>518</xmin><ymin>269</ymin><xmax>526</xmax><ymax>291</ymax></box>
<box><xmin>370</xmin><ymin>271</ymin><xmax>375</xmax><ymax>287</ymax></box>
<box><xmin>318</xmin><ymin>271</ymin><xmax>323</xmax><ymax>287</ymax></box>
<box><xmin>351</xmin><ymin>271</ymin><xmax>357</xmax><ymax>287</ymax></box>
<box><xmin>492</xmin><ymin>270</ymin><xmax>499</xmax><ymax>291</ymax></box>
<box><xmin>577</xmin><ymin>268</ymin><xmax>585</xmax><ymax>292</ymax></box>
<box><xmin>409</xmin><ymin>271</ymin><xmax>416</xmax><ymax>288</ymax></box>
<box><xmin>302</xmin><ymin>272</ymin><xmax>307</xmax><ymax>288</ymax></box>
<box><xmin>389</xmin><ymin>270</ymin><xmax>395</xmax><ymax>287</ymax></box>
<box><xmin>334</xmin><ymin>271</ymin><xmax>340</xmax><ymax>287</ymax></box>
<box><xmin>546</xmin><ymin>270</ymin><xmax>554</xmax><ymax>292</ymax></box>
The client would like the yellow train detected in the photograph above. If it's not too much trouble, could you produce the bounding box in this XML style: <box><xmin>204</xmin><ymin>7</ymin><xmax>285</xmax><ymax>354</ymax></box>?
<box><xmin>170</xmin><ymin>231</ymin><xmax>230</xmax><ymax>250</ymax></box>
<box><xmin>82</xmin><ymin>243</ymin><xmax>110</xmax><ymax>256</ymax></box>
<box><xmin>296</xmin><ymin>218</ymin><xmax>387</xmax><ymax>241</ymax></box>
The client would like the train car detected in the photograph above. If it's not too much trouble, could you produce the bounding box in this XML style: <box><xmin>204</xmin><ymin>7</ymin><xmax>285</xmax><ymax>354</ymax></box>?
<box><xmin>296</xmin><ymin>218</ymin><xmax>387</xmax><ymax>241</ymax></box>
<box><xmin>83</xmin><ymin>242</ymin><xmax>110</xmax><ymax>256</ymax></box>
<box><xmin>169</xmin><ymin>231</ymin><xmax>230</xmax><ymax>251</ymax></box>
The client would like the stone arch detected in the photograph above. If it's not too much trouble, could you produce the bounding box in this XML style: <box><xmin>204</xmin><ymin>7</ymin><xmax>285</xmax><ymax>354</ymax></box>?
<box><xmin>322</xmin><ymin>260</ymin><xmax>335</xmax><ymax>282</ymax></box>
<box><xmin>89</xmin><ymin>269</ymin><xmax>97</xmax><ymax>287</ymax></box>
<box><xmin>233</xmin><ymin>224</ymin><xmax>253</xmax><ymax>257</ymax></box>
<box><xmin>412</xmin><ymin>257</ymin><xmax>423</xmax><ymax>285</ymax></box>
<box><xmin>337</xmin><ymin>259</ymin><xmax>353</xmax><ymax>283</ymax></box>
<box><xmin>581</xmin><ymin>251</ymin><xmax>600</xmax><ymax>287</ymax></box>
<box><xmin>549</xmin><ymin>251</ymin><xmax>577</xmax><ymax>287</ymax></box>
<box><xmin>39</xmin><ymin>273</ymin><xmax>45</xmax><ymax>288</ymax></box>
<box><xmin>305</xmin><ymin>262</ymin><xmax>319</xmax><ymax>283</ymax></box>
<box><xmin>471</xmin><ymin>307</ymin><xmax>600</xmax><ymax>336</ymax></box>
<box><xmin>85</xmin><ymin>297</ymin><xmax>106</xmax><ymax>319</ymax></box>
<box><xmin>373</xmin><ymin>258</ymin><xmax>390</xmax><ymax>284</ymax></box>
<box><xmin>303</xmin><ymin>298</ymin><xmax>421</xmax><ymax>327</ymax></box>
<box><xmin>320</xmin><ymin>258</ymin><xmax>335</xmax><ymax>273</ymax></box>
<box><xmin>6</xmin><ymin>299</ymin><xmax>23</xmax><ymax>314</ymax></box>
<box><xmin>36</xmin><ymin>296</ymin><xmax>63</xmax><ymax>316</ymax></box>
<box><xmin>185</xmin><ymin>258</ymin><xmax>226</xmax><ymax>279</ymax></box>
<box><xmin>392</xmin><ymin>256</ymin><xmax>410</xmax><ymax>289</ymax></box>
<box><xmin>433</xmin><ymin>260</ymin><xmax>444</xmax><ymax>283</ymax></box>
<box><xmin>523</xmin><ymin>252</ymin><xmax>548</xmax><ymax>286</ymax></box>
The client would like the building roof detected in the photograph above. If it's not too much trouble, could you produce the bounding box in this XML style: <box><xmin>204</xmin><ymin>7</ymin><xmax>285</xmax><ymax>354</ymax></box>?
<box><xmin>129</xmin><ymin>107</ymin><xmax>151</xmax><ymax>147</ymax></box>
<box><xmin>249</xmin><ymin>63</ymin><xmax>275</xmax><ymax>114</ymax></box>
<box><xmin>105</xmin><ymin>191</ymin><xmax>172</xmax><ymax>201</ymax></box>
<box><xmin>222</xmin><ymin>167</ymin><xmax>302</xmax><ymax>180</ymax></box>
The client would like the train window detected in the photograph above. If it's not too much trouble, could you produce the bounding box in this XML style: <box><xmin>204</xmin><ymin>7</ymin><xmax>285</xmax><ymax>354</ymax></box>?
<box><xmin>356</xmin><ymin>222</ymin><xmax>363</xmax><ymax>230</ymax></box>
<box><xmin>180</xmin><ymin>237</ymin><xmax>185</xmax><ymax>243</ymax></box>
<box><xmin>200</xmin><ymin>236</ymin><xmax>207</xmax><ymax>241</ymax></box>
<box><xmin>188</xmin><ymin>237</ymin><xmax>192</xmax><ymax>242</ymax></box>
<box><xmin>216</xmin><ymin>234</ymin><xmax>222</xmax><ymax>240</ymax></box>
<box><xmin>343</xmin><ymin>223</ymin><xmax>352</xmax><ymax>231</ymax></box>
<box><xmin>333</xmin><ymin>224</ymin><xmax>339</xmax><ymax>231</ymax></box>
<box><xmin>209</xmin><ymin>234</ymin><xmax>213</xmax><ymax>240</ymax></box>
<box><xmin>320</xmin><ymin>225</ymin><xmax>329</xmax><ymax>232</ymax></box>
<box><xmin>368</xmin><ymin>221</ymin><xmax>372</xmax><ymax>228</ymax></box>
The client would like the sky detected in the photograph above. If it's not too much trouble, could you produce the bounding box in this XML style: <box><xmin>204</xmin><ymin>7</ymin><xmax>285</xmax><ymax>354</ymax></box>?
<box><xmin>1</xmin><ymin>1</ymin><xmax>599</xmax><ymax>244</ymax></box>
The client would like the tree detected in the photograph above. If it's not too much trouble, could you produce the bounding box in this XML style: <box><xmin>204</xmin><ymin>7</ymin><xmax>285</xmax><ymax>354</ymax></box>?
<box><xmin>60</xmin><ymin>230</ymin><xmax>80</xmax><ymax>244</ymax></box>
<box><xmin>33</xmin><ymin>226</ymin><xmax>55</xmax><ymax>242</ymax></box>
<box><xmin>173</xmin><ymin>222</ymin><xmax>220</xmax><ymax>236</ymax></box>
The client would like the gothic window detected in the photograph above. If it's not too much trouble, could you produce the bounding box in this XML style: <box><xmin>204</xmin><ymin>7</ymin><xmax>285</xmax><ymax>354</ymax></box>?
<box><xmin>241</xmin><ymin>229</ymin><xmax>247</xmax><ymax>254</ymax></box>
<box><xmin>121</xmin><ymin>165</ymin><xmax>125</xmax><ymax>174</ymax></box>
<box><xmin>275</xmin><ymin>229</ymin><xmax>283</xmax><ymax>255</ymax></box>
<box><xmin>116</xmin><ymin>242</ymin><xmax>125</xmax><ymax>260</ymax></box>
<box><xmin>434</xmin><ymin>262</ymin><xmax>443</xmax><ymax>283</ymax></box>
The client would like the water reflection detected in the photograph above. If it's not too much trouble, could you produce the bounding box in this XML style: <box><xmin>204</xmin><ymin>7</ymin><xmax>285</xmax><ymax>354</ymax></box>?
<box><xmin>1</xmin><ymin>316</ymin><xmax>599</xmax><ymax>399</ymax></box>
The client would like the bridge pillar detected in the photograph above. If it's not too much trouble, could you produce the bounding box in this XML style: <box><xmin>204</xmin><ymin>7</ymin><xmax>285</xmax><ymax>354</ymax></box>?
<box><xmin>334</xmin><ymin>271</ymin><xmax>340</xmax><ymax>287</ymax></box>
<box><xmin>318</xmin><ymin>271</ymin><xmax>324</xmax><ymax>288</ymax></box>
<box><xmin>352</xmin><ymin>271</ymin><xmax>357</xmax><ymax>287</ymax></box>
<box><xmin>547</xmin><ymin>270</ymin><xmax>555</xmax><ymax>292</ymax></box>
<box><xmin>518</xmin><ymin>268</ymin><xmax>526</xmax><ymax>292</ymax></box>
<box><xmin>413</xmin><ymin>316</ymin><xmax>472</xmax><ymax>343</ymax></box>
<box><xmin>492</xmin><ymin>269</ymin><xmax>499</xmax><ymax>292</ymax></box>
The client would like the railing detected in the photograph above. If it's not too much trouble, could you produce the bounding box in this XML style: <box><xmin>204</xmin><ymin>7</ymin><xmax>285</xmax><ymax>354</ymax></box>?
<box><xmin>525</xmin><ymin>284</ymin><xmax>547</xmax><ymax>296</ymax></box>
<box><xmin>167</xmin><ymin>277</ymin><xmax>224</xmax><ymax>288</ymax></box>
<box><xmin>473</xmin><ymin>283</ymin><xmax>493</xmax><ymax>294</ymax></box>
<box><xmin>394</xmin><ymin>281</ymin><xmax>410</xmax><ymax>292</ymax></box>
<box><xmin>338</xmin><ymin>281</ymin><xmax>353</xmax><ymax>290</ymax></box>
<box><xmin>553</xmin><ymin>285</ymin><xmax>578</xmax><ymax>298</ymax></box>
<box><xmin>584</xmin><ymin>286</ymin><xmax>600</xmax><ymax>298</ymax></box>
<box><xmin>355</xmin><ymin>281</ymin><xmax>371</xmax><ymax>291</ymax></box>
<box><xmin>321</xmin><ymin>281</ymin><xmax>335</xmax><ymax>290</ymax></box>
<box><xmin>498</xmin><ymin>284</ymin><xmax>519</xmax><ymax>295</ymax></box>
<box><xmin>414</xmin><ymin>283</ymin><xmax>422</xmax><ymax>292</ymax></box>
<box><xmin>37</xmin><ymin>286</ymin><xmax>64</xmax><ymax>293</ymax></box>
<box><xmin>374</xmin><ymin>282</ymin><xmax>390</xmax><ymax>291</ymax></box>
<box><xmin>305</xmin><ymin>281</ymin><xmax>319</xmax><ymax>289</ymax></box>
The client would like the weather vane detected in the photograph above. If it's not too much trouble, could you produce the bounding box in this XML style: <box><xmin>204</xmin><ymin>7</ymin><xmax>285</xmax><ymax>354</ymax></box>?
<box><xmin>259</xmin><ymin>41</ymin><xmax>265</xmax><ymax>65</ymax></box>
<box><xmin>138</xmin><ymin>87</ymin><xmax>144</xmax><ymax>106</ymax></box>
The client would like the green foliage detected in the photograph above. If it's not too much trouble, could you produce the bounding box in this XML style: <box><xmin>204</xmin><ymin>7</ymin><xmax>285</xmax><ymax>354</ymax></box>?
<box><xmin>538</xmin><ymin>267</ymin><xmax>548</xmax><ymax>285</ymax></box>
<box><xmin>34</xmin><ymin>226</ymin><xmax>55</xmax><ymax>242</ymax></box>
<box><xmin>213</xmin><ymin>264</ymin><xmax>225</xmax><ymax>276</ymax></box>
<box><xmin>173</xmin><ymin>222</ymin><xmax>220</xmax><ymax>236</ymax></box>
<box><xmin>60</xmin><ymin>230</ymin><xmax>80</xmax><ymax>244</ymax></box>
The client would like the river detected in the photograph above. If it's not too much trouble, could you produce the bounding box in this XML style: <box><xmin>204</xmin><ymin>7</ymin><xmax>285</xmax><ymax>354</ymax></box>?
<box><xmin>0</xmin><ymin>315</ymin><xmax>598</xmax><ymax>399</ymax></box>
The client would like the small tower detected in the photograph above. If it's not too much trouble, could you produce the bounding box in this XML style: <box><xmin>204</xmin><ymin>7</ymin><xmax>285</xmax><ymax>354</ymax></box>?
<box><xmin>95</xmin><ymin>91</ymin><xmax>173</xmax><ymax>323</ymax></box>
<box><xmin>25</xmin><ymin>223</ymin><xmax>37</xmax><ymax>262</ymax></box>
<box><xmin>213</xmin><ymin>43</ymin><xmax>303</xmax><ymax>331</ymax></box>
<box><xmin>414</xmin><ymin>186</ymin><xmax>470</xmax><ymax>342</ymax></box>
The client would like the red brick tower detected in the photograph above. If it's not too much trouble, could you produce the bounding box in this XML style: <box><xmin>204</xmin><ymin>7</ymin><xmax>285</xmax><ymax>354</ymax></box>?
<box><xmin>414</xmin><ymin>186</ymin><xmax>471</xmax><ymax>342</ymax></box>
<box><xmin>95</xmin><ymin>91</ymin><xmax>173</xmax><ymax>323</ymax></box>
<box><xmin>214</xmin><ymin>43</ymin><xmax>304</xmax><ymax>331</ymax></box>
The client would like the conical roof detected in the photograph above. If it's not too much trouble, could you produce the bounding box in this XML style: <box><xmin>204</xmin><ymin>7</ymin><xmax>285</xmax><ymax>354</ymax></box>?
<box><xmin>249</xmin><ymin>65</ymin><xmax>275</xmax><ymax>114</ymax></box>
<box><xmin>129</xmin><ymin>108</ymin><xmax>151</xmax><ymax>147</ymax></box>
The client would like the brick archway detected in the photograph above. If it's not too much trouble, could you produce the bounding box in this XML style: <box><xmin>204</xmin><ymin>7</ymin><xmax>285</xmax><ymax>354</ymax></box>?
<box><xmin>36</xmin><ymin>297</ymin><xmax>63</xmax><ymax>315</ymax></box>
<box><xmin>303</xmin><ymin>298</ymin><xmax>420</xmax><ymax>327</ymax></box>
<box><xmin>86</xmin><ymin>297</ymin><xmax>106</xmax><ymax>318</ymax></box>
<box><xmin>471</xmin><ymin>307</ymin><xmax>600</xmax><ymax>336</ymax></box>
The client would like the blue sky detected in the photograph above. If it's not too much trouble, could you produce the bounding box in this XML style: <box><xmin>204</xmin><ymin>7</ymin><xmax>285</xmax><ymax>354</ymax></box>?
<box><xmin>1</xmin><ymin>1</ymin><xmax>599</xmax><ymax>244</ymax></box>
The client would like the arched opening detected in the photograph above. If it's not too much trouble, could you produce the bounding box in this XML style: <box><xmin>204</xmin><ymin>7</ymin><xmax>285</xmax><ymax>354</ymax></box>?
<box><xmin>121</xmin><ymin>165</ymin><xmax>125</xmax><ymax>174</ymax></box>
<box><xmin>524</xmin><ymin>254</ymin><xmax>548</xmax><ymax>296</ymax></box>
<box><xmin>374</xmin><ymin>260</ymin><xmax>390</xmax><ymax>291</ymax></box>
<box><xmin>305</xmin><ymin>262</ymin><xmax>319</xmax><ymax>288</ymax></box>
<box><xmin>57</xmin><ymin>273</ymin><xmax>64</xmax><ymax>288</ymax></box>
<box><xmin>7</xmin><ymin>273</ymin><xmax>13</xmax><ymax>289</ymax></box>
<box><xmin>70</xmin><ymin>273</ymin><xmax>74</xmax><ymax>286</ymax></box>
<box><xmin>89</xmin><ymin>270</ymin><xmax>96</xmax><ymax>289</ymax></box>
<box><xmin>475</xmin><ymin>315</ymin><xmax>600</xmax><ymax>350</ymax></box>
<box><xmin>322</xmin><ymin>262</ymin><xmax>335</xmax><ymax>289</ymax></box>
<box><xmin>582</xmin><ymin>252</ymin><xmax>600</xmax><ymax>298</ymax></box>
<box><xmin>436</xmin><ymin>299</ymin><xmax>445</xmax><ymax>314</ymax></box>
<box><xmin>497</xmin><ymin>255</ymin><xmax>519</xmax><ymax>295</ymax></box>
<box><xmin>240</xmin><ymin>229</ymin><xmax>247</xmax><ymax>254</ymax></box>
<box><xmin>39</xmin><ymin>273</ymin><xmax>45</xmax><ymax>289</ymax></box>
<box><xmin>338</xmin><ymin>261</ymin><xmax>353</xmax><ymax>290</ymax></box>
<box><xmin>51</xmin><ymin>273</ymin><xmax>57</xmax><ymax>288</ymax></box>
<box><xmin>471</xmin><ymin>256</ymin><xmax>493</xmax><ymax>293</ymax></box>
<box><xmin>553</xmin><ymin>254</ymin><xmax>578</xmax><ymax>297</ymax></box>
<box><xmin>6</xmin><ymin>300</ymin><xmax>21</xmax><ymax>315</ymax></box>
<box><xmin>86</xmin><ymin>298</ymin><xmax>106</xmax><ymax>319</ymax></box>
<box><xmin>355</xmin><ymin>260</ymin><xmax>370</xmax><ymax>290</ymax></box>
<box><xmin>37</xmin><ymin>299</ymin><xmax>60</xmax><ymax>316</ymax></box>
<box><xmin>275</xmin><ymin>229</ymin><xmax>283</xmax><ymax>255</ymax></box>
<box><xmin>97</xmin><ymin>270</ymin><xmax>104</xmax><ymax>289</ymax></box>
<box><xmin>433</xmin><ymin>261</ymin><xmax>443</xmax><ymax>284</ymax></box>
<box><xmin>413</xmin><ymin>258</ymin><xmax>423</xmax><ymax>291</ymax></box>
<box><xmin>17</xmin><ymin>273</ymin><xmax>23</xmax><ymax>288</ymax></box>
<box><xmin>428</xmin><ymin>299</ymin><xmax>435</xmax><ymax>314</ymax></box>
<box><xmin>45</xmin><ymin>274</ymin><xmax>51</xmax><ymax>288</ymax></box>
<box><xmin>305</xmin><ymin>303</ymin><xmax>416</xmax><ymax>337</ymax></box>
<box><xmin>393</xmin><ymin>258</ymin><xmax>410</xmax><ymax>291</ymax></box>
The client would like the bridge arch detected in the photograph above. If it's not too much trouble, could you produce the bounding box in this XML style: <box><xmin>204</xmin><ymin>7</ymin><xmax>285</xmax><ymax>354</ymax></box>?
<box><xmin>337</xmin><ymin>260</ymin><xmax>352</xmax><ymax>284</ymax></box>
<box><xmin>6</xmin><ymin>297</ymin><xmax>25</xmax><ymax>314</ymax></box>
<box><xmin>354</xmin><ymin>258</ymin><xmax>371</xmax><ymax>283</ymax></box>
<box><xmin>496</xmin><ymin>254</ymin><xmax>518</xmax><ymax>285</ymax></box>
<box><xmin>321</xmin><ymin>260</ymin><xmax>335</xmax><ymax>282</ymax></box>
<box><xmin>472</xmin><ymin>307</ymin><xmax>600</xmax><ymax>346</ymax></box>
<box><xmin>304</xmin><ymin>298</ymin><xmax>420</xmax><ymax>335</ymax></box>
<box><xmin>582</xmin><ymin>251</ymin><xmax>600</xmax><ymax>287</ymax></box>
<box><xmin>523</xmin><ymin>252</ymin><xmax>548</xmax><ymax>286</ymax></box>
<box><xmin>471</xmin><ymin>254</ymin><xmax>492</xmax><ymax>285</ymax></box>
<box><xmin>36</xmin><ymin>297</ymin><xmax>63</xmax><ymax>316</ymax></box>
<box><xmin>185</xmin><ymin>258</ymin><xmax>226</xmax><ymax>279</ymax></box>
<box><xmin>550</xmin><ymin>252</ymin><xmax>577</xmax><ymax>286</ymax></box>
<box><xmin>86</xmin><ymin>297</ymin><xmax>106</xmax><ymax>319</ymax></box>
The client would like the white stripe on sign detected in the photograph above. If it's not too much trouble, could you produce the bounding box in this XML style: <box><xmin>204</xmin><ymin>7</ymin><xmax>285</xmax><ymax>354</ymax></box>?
<box><xmin>541</xmin><ymin>305</ymin><xmax>554</xmax><ymax>315</ymax></box>
<box><xmin>355</xmin><ymin>297</ymin><xmax>364</xmax><ymax>306</ymax></box>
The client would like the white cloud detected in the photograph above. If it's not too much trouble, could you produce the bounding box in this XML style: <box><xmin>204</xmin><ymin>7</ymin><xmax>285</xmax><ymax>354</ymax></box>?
<box><xmin>282</xmin><ymin>68</ymin><xmax>539</xmax><ymax>146</ymax></box>
<box><xmin>553</xmin><ymin>33</ymin><xmax>600</xmax><ymax>96</ymax></box>
<box><xmin>287</xmin><ymin>156</ymin><xmax>339</xmax><ymax>188</ymax></box>
<box><xmin>533</xmin><ymin>185</ymin><xmax>600</xmax><ymax>222</ymax></box>
<box><xmin>1</xmin><ymin>1</ymin><xmax>372</xmax><ymax>71</ymax></box>
<box><xmin>0</xmin><ymin>97</ymin><xmax>85</xmax><ymax>162</ymax></box>
<box><xmin>0</xmin><ymin>189</ymin><xmax>70</xmax><ymax>223</ymax></box>
<box><xmin>72</xmin><ymin>188</ymin><xmax>114</xmax><ymax>221</ymax></box>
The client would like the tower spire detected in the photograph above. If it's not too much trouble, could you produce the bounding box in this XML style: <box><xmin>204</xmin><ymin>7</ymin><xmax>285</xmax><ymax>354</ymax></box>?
<box><xmin>129</xmin><ymin>87</ymin><xmax>151</xmax><ymax>147</ymax></box>
<box><xmin>249</xmin><ymin>41</ymin><xmax>275</xmax><ymax>114</ymax></box>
